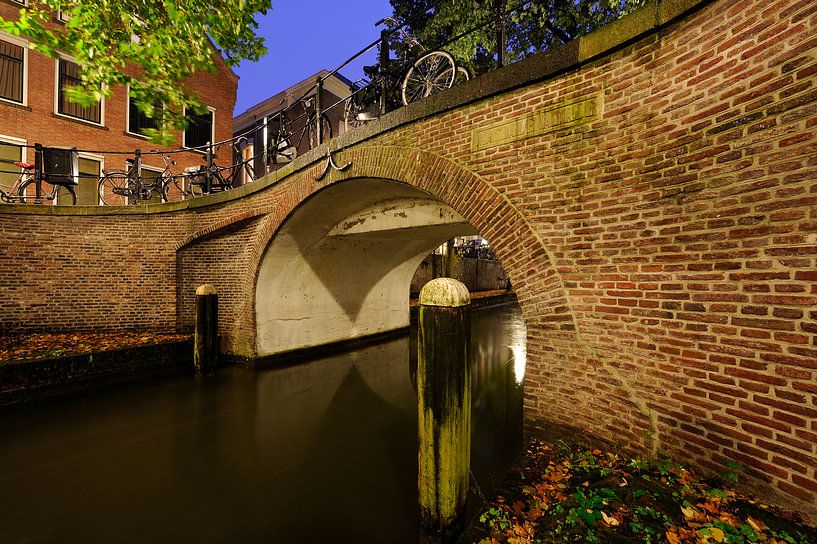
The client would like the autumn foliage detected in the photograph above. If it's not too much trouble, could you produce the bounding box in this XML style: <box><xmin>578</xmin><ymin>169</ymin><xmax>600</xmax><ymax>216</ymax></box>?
<box><xmin>0</xmin><ymin>332</ymin><xmax>190</xmax><ymax>363</ymax></box>
<box><xmin>463</xmin><ymin>439</ymin><xmax>816</xmax><ymax>544</ymax></box>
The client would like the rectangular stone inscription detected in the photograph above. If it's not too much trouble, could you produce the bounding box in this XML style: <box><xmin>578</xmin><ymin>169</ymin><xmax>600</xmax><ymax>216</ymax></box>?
<box><xmin>471</xmin><ymin>95</ymin><xmax>598</xmax><ymax>152</ymax></box>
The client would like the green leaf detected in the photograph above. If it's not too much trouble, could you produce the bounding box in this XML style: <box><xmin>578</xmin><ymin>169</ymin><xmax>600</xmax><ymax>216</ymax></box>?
<box><xmin>0</xmin><ymin>0</ymin><xmax>270</xmax><ymax>144</ymax></box>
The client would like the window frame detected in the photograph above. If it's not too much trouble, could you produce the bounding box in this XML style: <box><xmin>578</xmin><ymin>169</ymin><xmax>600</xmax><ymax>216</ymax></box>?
<box><xmin>139</xmin><ymin>163</ymin><xmax>168</xmax><ymax>201</ymax></box>
<box><xmin>0</xmin><ymin>133</ymin><xmax>27</xmax><ymax>195</ymax></box>
<box><xmin>56</xmin><ymin>2</ymin><xmax>73</xmax><ymax>23</ymax></box>
<box><xmin>125</xmin><ymin>86</ymin><xmax>165</xmax><ymax>139</ymax></box>
<box><xmin>182</xmin><ymin>105</ymin><xmax>216</xmax><ymax>152</ymax></box>
<box><xmin>0</xmin><ymin>32</ymin><xmax>28</xmax><ymax>107</ymax></box>
<box><xmin>64</xmin><ymin>151</ymin><xmax>103</xmax><ymax>206</ymax></box>
<box><xmin>53</xmin><ymin>55</ymin><xmax>105</xmax><ymax>126</ymax></box>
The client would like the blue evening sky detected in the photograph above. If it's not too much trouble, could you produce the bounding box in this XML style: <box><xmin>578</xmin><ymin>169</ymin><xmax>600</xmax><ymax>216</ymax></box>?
<box><xmin>233</xmin><ymin>0</ymin><xmax>394</xmax><ymax>116</ymax></box>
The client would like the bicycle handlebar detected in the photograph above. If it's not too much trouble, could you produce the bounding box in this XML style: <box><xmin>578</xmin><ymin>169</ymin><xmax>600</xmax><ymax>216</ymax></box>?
<box><xmin>376</xmin><ymin>16</ymin><xmax>398</xmax><ymax>27</ymax></box>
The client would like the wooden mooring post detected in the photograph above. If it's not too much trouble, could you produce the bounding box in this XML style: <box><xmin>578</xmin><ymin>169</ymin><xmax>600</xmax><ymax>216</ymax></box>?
<box><xmin>417</xmin><ymin>278</ymin><xmax>471</xmax><ymax>539</ymax></box>
<box><xmin>194</xmin><ymin>284</ymin><xmax>218</xmax><ymax>372</ymax></box>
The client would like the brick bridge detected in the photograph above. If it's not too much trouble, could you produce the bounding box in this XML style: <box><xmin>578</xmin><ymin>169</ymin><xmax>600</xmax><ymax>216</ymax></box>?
<box><xmin>2</xmin><ymin>0</ymin><xmax>816</xmax><ymax>516</ymax></box>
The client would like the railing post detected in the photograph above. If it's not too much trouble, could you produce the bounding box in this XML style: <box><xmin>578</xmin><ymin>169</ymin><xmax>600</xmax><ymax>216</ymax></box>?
<box><xmin>133</xmin><ymin>149</ymin><xmax>142</xmax><ymax>205</ymax></box>
<box><xmin>205</xmin><ymin>142</ymin><xmax>213</xmax><ymax>194</ymax></box>
<box><xmin>379</xmin><ymin>28</ymin><xmax>390</xmax><ymax>117</ymax></box>
<box><xmin>315</xmin><ymin>76</ymin><xmax>324</xmax><ymax>146</ymax></box>
<box><xmin>33</xmin><ymin>143</ymin><xmax>43</xmax><ymax>204</ymax></box>
<box><xmin>418</xmin><ymin>278</ymin><xmax>472</xmax><ymax>540</ymax></box>
<box><xmin>495</xmin><ymin>0</ymin><xmax>506</xmax><ymax>67</ymax></box>
<box><xmin>260</xmin><ymin>116</ymin><xmax>269</xmax><ymax>176</ymax></box>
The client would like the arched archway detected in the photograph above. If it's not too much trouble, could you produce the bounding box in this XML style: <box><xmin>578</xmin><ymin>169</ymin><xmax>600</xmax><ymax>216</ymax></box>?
<box><xmin>247</xmin><ymin>145</ymin><xmax>577</xmax><ymax>360</ymax></box>
<box><xmin>254</xmin><ymin>177</ymin><xmax>477</xmax><ymax>356</ymax></box>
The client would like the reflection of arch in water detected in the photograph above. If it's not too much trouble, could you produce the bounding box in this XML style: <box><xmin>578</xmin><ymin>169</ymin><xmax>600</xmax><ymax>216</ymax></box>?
<box><xmin>251</xmin><ymin>337</ymin><xmax>419</xmax><ymax>541</ymax></box>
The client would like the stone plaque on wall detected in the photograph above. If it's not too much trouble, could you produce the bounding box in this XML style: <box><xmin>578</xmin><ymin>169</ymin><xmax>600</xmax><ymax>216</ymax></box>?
<box><xmin>471</xmin><ymin>95</ymin><xmax>598</xmax><ymax>152</ymax></box>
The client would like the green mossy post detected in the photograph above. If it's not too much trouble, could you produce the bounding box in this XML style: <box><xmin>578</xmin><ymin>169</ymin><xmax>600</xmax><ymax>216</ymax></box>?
<box><xmin>418</xmin><ymin>278</ymin><xmax>471</xmax><ymax>539</ymax></box>
<box><xmin>194</xmin><ymin>284</ymin><xmax>218</xmax><ymax>372</ymax></box>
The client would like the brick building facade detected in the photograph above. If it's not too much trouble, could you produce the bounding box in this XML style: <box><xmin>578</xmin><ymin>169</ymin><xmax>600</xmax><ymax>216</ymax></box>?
<box><xmin>0</xmin><ymin>0</ymin><xmax>238</xmax><ymax>205</ymax></box>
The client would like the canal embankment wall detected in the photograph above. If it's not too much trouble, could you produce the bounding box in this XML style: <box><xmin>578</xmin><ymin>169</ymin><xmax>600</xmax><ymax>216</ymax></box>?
<box><xmin>0</xmin><ymin>340</ymin><xmax>192</xmax><ymax>406</ymax></box>
<box><xmin>410</xmin><ymin>255</ymin><xmax>510</xmax><ymax>296</ymax></box>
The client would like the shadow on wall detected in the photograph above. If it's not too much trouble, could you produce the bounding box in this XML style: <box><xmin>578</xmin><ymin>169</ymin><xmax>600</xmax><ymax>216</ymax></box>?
<box><xmin>254</xmin><ymin>177</ymin><xmax>484</xmax><ymax>357</ymax></box>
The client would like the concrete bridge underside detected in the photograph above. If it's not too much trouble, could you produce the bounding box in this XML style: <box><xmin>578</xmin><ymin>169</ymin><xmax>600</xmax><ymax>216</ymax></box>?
<box><xmin>1</xmin><ymin>0</ymin><xmax>816</xmax><ymax>518</ymax></box>
<box><xmin>255</xmin><ymin>178</ymin><xmax>475</xmax><ymax>356</ymax></box>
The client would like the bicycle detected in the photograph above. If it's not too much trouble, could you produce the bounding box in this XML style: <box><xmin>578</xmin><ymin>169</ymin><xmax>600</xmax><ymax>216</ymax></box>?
<box><xmin>0</xmin><ymin>148</ymin><xmax>78</xmax><ymax>205</ymax></box>
<box><xmin>266</xmin><ymin>94</ymin><xmax>333</xmax><ymax>167</ymax></box>
<box><xmin>183</xmin><ymin>138</ymin><xmax>252</xmax><ymax>196</ymax></box>
<box><xmin>98</xmin><ymin>154</ymin><xmax>183</xmax><ymax>205</ymax></box>
<box><xmin>344</xmin><ymin>17</ymin><xmax>470</xmax><ymax>131</ymax></box>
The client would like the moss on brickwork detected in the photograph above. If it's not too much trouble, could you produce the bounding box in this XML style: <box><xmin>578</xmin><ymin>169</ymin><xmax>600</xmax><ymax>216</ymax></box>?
<box><xmin>578</xmin><ymin>3</ymin><xmax>657</xmax><ymax>62</ymax></box>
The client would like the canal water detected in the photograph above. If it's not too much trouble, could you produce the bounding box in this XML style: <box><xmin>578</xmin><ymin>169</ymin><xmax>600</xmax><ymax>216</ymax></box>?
<box><xmin>0</xmin><ymin>302</ymin><xmax>525</xmax><ymax>543</ymax></box>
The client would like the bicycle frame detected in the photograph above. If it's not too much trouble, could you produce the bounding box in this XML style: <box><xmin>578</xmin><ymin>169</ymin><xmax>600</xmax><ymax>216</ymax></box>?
<box><xmin>344</xmin><ymin>18</ymin><xmax>466</xmax><ymax>130</ymax></box>
<box><xmin>185</xmin><ymin>138</ymin><xmax>253</xmax><ymax>196</ymax></box>
<box><xmin>98</xmin><ymin>154</ymin><xmax>179</xmax><ymax>205</ymax></box>
<box><xmin>265</xmin><ymin>95</ymin><xmax>332</xmax><ymax>168</ymax></box>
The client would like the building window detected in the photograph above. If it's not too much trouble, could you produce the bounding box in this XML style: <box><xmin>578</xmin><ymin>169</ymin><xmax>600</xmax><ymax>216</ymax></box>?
<box><xmin>127</xmin><ymin>94</ymin><xmax>161</xmax><ymax>137</ymax></box>
<box><xmin>0</xmin><ymin>135</ymin><xmax>24</xmax><ymax>195</ymax></box>
<box><xmin>57</xmin><ymin>2</ymin><xmax>74</xmax><ymax>23</ymax></box>
<box><xmin>184</xmin><ymin>107</ymin><xmax>214</xmax><ymax>150</ymax></box>
<box><xmin>71</xmin><ymin>154</ymin><xmax>101</xmax><ymax>205</ymax></box>
<box><xmin>0</xmin><ymin>37</ymin><xmax>25</xmax><ymax>104</ymax></box>
<box><xmin>56</xmin><ymin>58</ymin><xmax>102</xmax><ymax>124</ymax></box>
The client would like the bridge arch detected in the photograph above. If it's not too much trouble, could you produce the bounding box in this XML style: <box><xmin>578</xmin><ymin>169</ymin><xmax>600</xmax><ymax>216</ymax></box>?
<box><xmin>246</xmin><ymin>147</ymin><xmax>646</xmax><ymax>457</ymax></box>
<box><xmin>253</xmin><ymin>176</ymin><xmax>475</xmax><ymax>355</ymax></box>
<box><xmin>248</xmin><ymin>147</ymin><xmax>575</xmax><ymax>348</ymax></box>
<box><xmin>248</xmin><ymin>146</ymin><xmax>576</xmax><ymax>332</ymax></box>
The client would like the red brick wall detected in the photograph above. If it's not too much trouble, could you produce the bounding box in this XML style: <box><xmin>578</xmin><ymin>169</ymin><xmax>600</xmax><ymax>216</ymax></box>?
<box><xmin>0</xmin><ymin>1</ymin><xmax>237</xmax><ymax>196</ymax></box>
<box><xmin>1</xmin><ymin>0</ymin><xmax>816</xmax><ymax>517</ymax></box>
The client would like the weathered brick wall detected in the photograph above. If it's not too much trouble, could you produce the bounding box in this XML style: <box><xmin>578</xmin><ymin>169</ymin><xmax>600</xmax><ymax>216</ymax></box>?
<box><xmin>176</xmin><ymin>215</ymin><xmax>266</xmax><ymax>354</ymax></box>
<box><xmin>410</xmin><ymin>255</ymin><xmax>510</xmax><ymax>294</ymax></box>
<box><xmin>1</xmin><ymin>0</ymin><xmax>815</xmax><ymax>516</ymax></box>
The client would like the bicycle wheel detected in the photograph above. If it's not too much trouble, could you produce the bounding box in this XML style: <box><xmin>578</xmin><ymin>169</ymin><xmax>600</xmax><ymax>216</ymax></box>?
<box><xmin>401</xmin><ymin>50</ymin><xmax>456</xmax><ymax>106</ymax></box>
<box><xmin>17</xmin><ymin>178</ymin><xmax>36</xmax><ymax>204</ymax></box>
<box><xmin>148</xmin><ymin>180</ymin><xmax>166</xmax><ymax>202</ymax></box>
<box><xmin>308</xmin><ymin>113</ymin><xmax>333</xmax><ymax>149</ymax></box>
<box><xmin>162</xmin><ymin>175</ymin><xmax>188</xmax><ymax>201</ymax></box>
<box><xmin>454</xmin><ymin>65</ymin><xmax>470</xmax><ymax>85</ymax></box>
<box><xmin>55</xmin><ymin>184</ymin><xmax>77</xmax><ymax>205</ymax></box>
<box><xmin>98</xmin><ymin>172</ymin><xmax>131</xmax><ymax>205</ymax></box>
<box><xmin>17</xmin><ymin>179</ymin><xmax>77</xmax><ymax>205</ymax></box>
<box><xmin>268</xmin><ymin>126</ymin><xmax>297</xmax><ymax>165</ymax></box>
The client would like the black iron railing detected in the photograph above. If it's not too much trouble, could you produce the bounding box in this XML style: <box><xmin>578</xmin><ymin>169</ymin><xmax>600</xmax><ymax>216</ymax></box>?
<box><xmin>0</xmin><ymin>0</ymin><xmax>639</xmax><ymax>205</ymax></box>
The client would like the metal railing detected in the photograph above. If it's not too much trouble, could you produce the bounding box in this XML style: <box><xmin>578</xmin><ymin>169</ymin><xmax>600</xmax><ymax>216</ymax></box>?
<box><xmin>0</xmin><ymin>0</ymin><xmax>637</xmax><ymax>205</ymax></box>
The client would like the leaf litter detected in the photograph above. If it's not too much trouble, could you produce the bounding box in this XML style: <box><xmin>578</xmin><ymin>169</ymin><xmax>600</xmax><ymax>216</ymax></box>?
<box><xmin>460</xmin><ymin>438</ymin><xmax>817</xmax><ymax>544</ymax></box>
<box><xmin>0</xmin><ymin>331</ymin><xmax>190</xmax><ymax>363</ymax></box>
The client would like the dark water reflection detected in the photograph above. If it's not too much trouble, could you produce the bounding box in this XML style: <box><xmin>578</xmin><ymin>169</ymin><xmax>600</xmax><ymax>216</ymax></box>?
<box><xmin>0</xmin><ymin>302</ymin><xmax>525</xmax><ymax>543</ymax></box>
